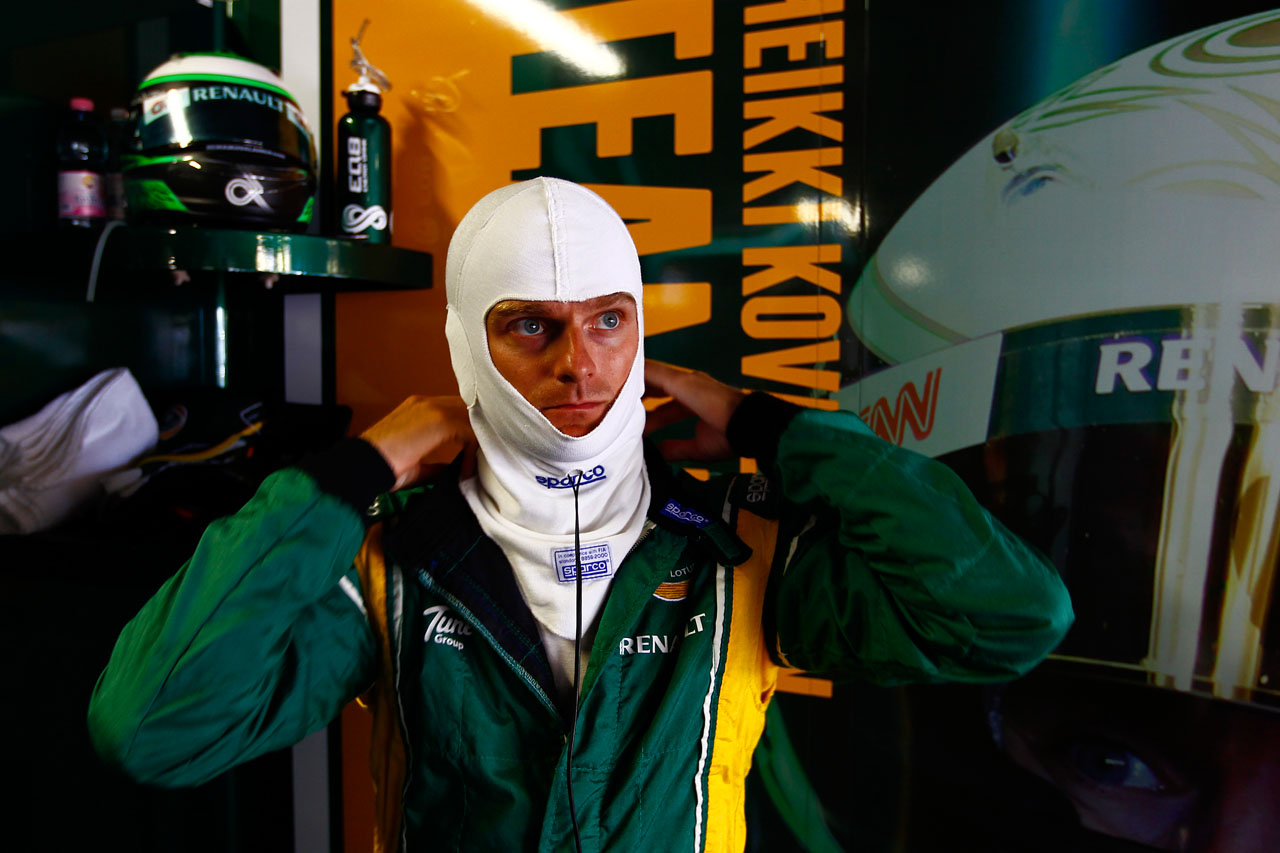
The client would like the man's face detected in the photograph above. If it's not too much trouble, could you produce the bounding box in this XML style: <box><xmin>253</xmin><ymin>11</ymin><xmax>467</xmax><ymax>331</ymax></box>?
<box><xmin>485</xmin><ymin>292</ymin><xmax>638</xmax><ymax>437</ymax></box>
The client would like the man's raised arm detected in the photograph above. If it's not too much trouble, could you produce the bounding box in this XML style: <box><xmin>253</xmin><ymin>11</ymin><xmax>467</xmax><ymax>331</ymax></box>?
<box><xmin>645</xmin><ymin>359</ymin><xmax>1073</xmax><ymax>684</ymax></box>
<box><xmin>88</xmin><ymin>396</ymin><xmax>473</xmax><ymax>786</ymax></box>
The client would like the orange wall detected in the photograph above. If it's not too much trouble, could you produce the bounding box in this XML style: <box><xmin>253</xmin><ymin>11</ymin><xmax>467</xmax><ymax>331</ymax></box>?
<box><xmin>332</xmin><ymin>2</ymin><xmax>513</xmax><ymax>433</ymax></box>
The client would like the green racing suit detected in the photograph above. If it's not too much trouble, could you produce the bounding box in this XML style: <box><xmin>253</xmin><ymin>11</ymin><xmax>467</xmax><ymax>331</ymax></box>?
<box><xmin>89</xmin><ymin>394</ymin><xmax>1073</xmax><ymax>852</ymax></box>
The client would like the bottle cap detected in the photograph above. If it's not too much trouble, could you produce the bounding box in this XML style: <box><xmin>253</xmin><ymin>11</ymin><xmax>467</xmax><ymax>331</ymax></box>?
<box><xmin>346</xmin><ymin>73</ymin><xmax>382</xmax><ymax>95</ymax></box>
<box><xmin>70</xmin><ymin>97</ymin><xmax>95</xmax><ymax>112</ymax></box>
<box><xmin>344</xmin><ymin>88</ymin><xmax>383</xmax><ymax>112</ymax></box>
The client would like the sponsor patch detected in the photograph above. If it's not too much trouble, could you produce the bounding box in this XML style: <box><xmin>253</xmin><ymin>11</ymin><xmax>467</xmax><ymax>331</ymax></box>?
<box><xmin>618</xmin><ymin>613</ymin><xmax>707</xmax><ymax>655</ymax></box>
<box><xmin>552</xmin><ymin>542</ymin><xmax>613</xmax><ymax>583</ymax></box>
<box><xmin>284</xmin><ymin>100</ymin><xmax>311</xmax><ymax>134</ymax></box>
<box><xmin>653</xmin><ymin>564</ymin><xmax>694</xmax><ymax>601</ymax></box>
<box><xmin>536</xmin><ymin>464</ymin><xmax>607</xmax><ymax>490</ymax></box>
<box><xmin>743</xmin><ymin>472</ymin><xmax>769</xmax><ymax>504</ymax></box>
<box><xmin>143</xmin><ymin>87</ymin><xmax>190</xmax><ymax>125</ymax></box>
<box><xmin>659</xmin><ymin>498</ymin><xmax>711</xmax><ymax>528</ymax></box>
<box><xmin>225</xmin><ymin>175</ymin><xmax>270</xmax><ymax>209</ymax></box>
<box><xmin>652</xmin><ymin>581</ymin><xmax>689</xmax><ymax>601</ymax></box>
<box><xmin>730</xmin><ymin>471</ymin><xmax>781</xmax><ymax>517</ymax></box>
<box><xmin>423</xmin><ymin>604</ymin><xmax>471</xmax><ymax>651</ymax></box>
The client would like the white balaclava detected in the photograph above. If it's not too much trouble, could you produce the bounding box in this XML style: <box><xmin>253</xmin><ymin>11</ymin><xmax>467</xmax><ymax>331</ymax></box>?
<box><xmin>445</xmin><ymin>177</ymin><xmax>649</xmax><ymax>691</ymax></box>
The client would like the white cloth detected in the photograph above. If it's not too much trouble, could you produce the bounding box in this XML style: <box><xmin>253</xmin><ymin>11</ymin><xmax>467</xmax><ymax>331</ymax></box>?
<box><xmin>0</xmin><ymin>368</ymin><xmax>158</xmax><ymax>534</ymax></box>
<box><xmin>445</xmin><ymin>178</ymin><xmax>650</xmax><ymax>691</ymax></box>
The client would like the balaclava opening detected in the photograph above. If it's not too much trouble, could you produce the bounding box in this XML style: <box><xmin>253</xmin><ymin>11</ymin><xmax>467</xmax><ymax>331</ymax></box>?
<box><xmin>445</xmin><ymin>177</ymin><xmax>650</xmax><ymax>695</ymax></box>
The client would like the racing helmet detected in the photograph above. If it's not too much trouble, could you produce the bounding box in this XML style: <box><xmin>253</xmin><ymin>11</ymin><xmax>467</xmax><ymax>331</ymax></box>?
<box><xmin>124</xmin><ymin>53</ymin><xmax>316</xmax><ymax>230</ymax></box>
<box><xmin>841</xmin><ymin>8</ymin><xmax>1280</xmax><ymax>712</ymax></box>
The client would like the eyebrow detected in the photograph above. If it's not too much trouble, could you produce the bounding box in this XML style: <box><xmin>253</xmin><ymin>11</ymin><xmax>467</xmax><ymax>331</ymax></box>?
<box><xmin>487</xmin><ymin>294</ymin><xmax>634</xmax><ymax>320</ymax></box>
<box><xmin>487</xmin><ymin>300</ymin><xmax>552</xmax><ymax>320</ymax></box>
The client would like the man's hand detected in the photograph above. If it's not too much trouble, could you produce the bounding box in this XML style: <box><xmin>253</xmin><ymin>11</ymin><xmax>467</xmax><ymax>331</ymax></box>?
<box><xmin>360</xmin><ymin>396</ymin><xmax>475</xmax><ymax>491</ymax></box>
<box><xmin>644</xmin><ymin>360</ymin><xmax>747</xmax><ymax>462</ymax></box>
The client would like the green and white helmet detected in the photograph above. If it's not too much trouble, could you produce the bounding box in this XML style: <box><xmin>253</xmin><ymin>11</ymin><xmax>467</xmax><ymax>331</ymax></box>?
<box><xmin>840</xmin><ymin>9</ymin><xmax>1280</xmax><ymax>711</ymax></box>
<box><xmin>125</xmin><ymin>53</ymin><xmax>316</xmax><ymax>230</ymax></box>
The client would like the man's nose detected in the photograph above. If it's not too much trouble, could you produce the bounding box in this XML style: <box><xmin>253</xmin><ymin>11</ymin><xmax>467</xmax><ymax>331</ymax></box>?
<box><xmin>555</xmin><ymin>325</ymin><xmax>596</xmax><ymax>382</ymax></box>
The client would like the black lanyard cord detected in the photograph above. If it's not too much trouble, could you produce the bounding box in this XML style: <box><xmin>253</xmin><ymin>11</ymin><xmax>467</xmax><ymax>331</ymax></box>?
<box><xmin>566</xmin><ymin>469</ymin><xmax>585</xmax><ymax>853</ymax></box>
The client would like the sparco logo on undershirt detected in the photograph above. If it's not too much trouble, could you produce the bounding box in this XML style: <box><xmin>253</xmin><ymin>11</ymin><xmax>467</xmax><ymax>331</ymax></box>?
<box><xmin>535</xmin><ymin>465</ymin><xmax>607</xmax><ymax>489</ymax></box>
<box><xmin>423</xmin><ymin>605</ymin><xmax>472</xmax><ymax>650</ymax></box>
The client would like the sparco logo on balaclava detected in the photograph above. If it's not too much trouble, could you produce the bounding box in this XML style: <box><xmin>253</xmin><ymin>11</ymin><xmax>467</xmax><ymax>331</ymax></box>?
<box><xmin>535</xmin><ymin>465</ymin><xmax>607</xmax><ymax>489</ymax></box>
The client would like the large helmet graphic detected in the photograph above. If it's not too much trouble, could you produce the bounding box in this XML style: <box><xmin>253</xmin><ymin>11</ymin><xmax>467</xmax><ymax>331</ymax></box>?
<box><xmin>124</xmin><ymin>54</ymin><xmax>316</xmax><ymax>230</ymax></box>
<box><xmin>841</xmin><ymin>8</ymin><xmax>1280</xmax><ymax>713</ymax></box>
<box><xmin>834</xmin><ymin>11</ymin><xmax>1280</xmax><ymax>849</ymax></box>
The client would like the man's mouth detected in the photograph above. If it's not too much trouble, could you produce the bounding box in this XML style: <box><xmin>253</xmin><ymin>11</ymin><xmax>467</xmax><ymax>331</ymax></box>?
<box><xmin>541</xmin><ymin>401</ymin><xmax>611</xmax><ymax>436</ymax></box>
<box><xmin>544</xmin><ymin>400</ymin><xmax>605</xmax><ymax>410</ymax></box>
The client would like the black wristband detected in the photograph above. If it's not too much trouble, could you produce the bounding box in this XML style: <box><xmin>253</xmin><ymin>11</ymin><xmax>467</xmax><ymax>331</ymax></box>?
<box><xmin>725</xmin><ymin>392</ymin><xmax>803</xmax><ymax>468</ymax></box>
<box><xmin>298</xmin><ymin>438</ymin><xmax>395</xmax><ymax>516</ymax></box>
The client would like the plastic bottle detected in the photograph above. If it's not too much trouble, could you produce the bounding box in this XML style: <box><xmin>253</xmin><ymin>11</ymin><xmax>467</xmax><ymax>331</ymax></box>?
<box><xmin>336</xmin><ymin>21</ymin><xmax>392</xmax><ymax>244</ymax></box>
<box><xmin>56</xmin><ymin>97</ymin><xmax>108</xmax><ymax>228</ymax></box>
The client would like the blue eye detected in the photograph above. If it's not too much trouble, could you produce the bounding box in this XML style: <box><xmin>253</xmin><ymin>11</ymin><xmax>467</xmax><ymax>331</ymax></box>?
<box><xmin>1070</xmin><ymin>740</ymin><xmax>1165</xmax><ymax>791</ymax></box>
<box><xmin>598</xmin><ymin>311</ymin><xmax>620</xmax><ymax>329</ymax></box>
<box><xmin>516</xmin><ymin>318</ymin><xmax>544</xmax><ymax>335</ymax></box>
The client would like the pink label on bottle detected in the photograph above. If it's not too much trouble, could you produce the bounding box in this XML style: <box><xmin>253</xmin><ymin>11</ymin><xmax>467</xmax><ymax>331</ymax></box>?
<box><xmin>58</xmin><ymin>170</ymin><xmax>105</xmax><ymax>218</ymax></box>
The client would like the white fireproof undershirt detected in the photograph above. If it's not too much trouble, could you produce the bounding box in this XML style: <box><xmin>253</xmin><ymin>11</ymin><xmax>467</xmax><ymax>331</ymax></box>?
<box><xmin>445</xmin><ymin>178</ymin><xmax>651</xmax><ymax>704</ymax></box>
